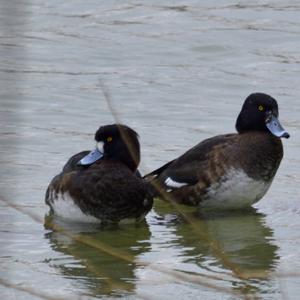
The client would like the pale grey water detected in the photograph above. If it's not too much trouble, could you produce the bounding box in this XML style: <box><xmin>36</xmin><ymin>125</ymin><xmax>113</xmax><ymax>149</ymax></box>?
<box><xmin>0</xmin><ymin>1</ymin><xmax>300</xmax><ymax>299</ymax></box>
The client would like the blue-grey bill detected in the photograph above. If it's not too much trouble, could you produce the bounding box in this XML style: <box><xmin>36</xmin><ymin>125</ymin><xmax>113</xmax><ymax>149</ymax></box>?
<box><xmin>77</xmin><ymin>148</ymin><xmax>103</xmax><ymax>165</ymax></box>
<box><xmin>266</xmin><ymin>114</ymin><xmax>290</xmax><ymax>138</ymax></box>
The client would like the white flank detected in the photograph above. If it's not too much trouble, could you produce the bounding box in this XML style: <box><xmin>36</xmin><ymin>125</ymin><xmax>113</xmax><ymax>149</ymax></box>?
<box><xmin>200</xmin><ymin>168</ymin><xmax>272</xmax><ymax>209</ymax></box>
<box><xmin>165</xmin><ymin>177</ymin><xmax>188</xmax><ymax>189</ymax></box>
<box><xmin>50</xmin><ymin>192</ymin><xmax>100</xmax><ymax>223</ymax></box>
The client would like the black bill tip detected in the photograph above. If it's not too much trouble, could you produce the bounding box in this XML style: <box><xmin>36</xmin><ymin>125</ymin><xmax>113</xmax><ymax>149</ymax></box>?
<box><xmin>282</xmin><ymin>132</ymin><xmax>290</xmax><ymax>139</ymax></box>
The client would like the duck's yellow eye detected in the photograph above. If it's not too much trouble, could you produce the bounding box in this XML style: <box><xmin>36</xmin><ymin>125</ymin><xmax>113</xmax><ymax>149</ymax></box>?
<box><xmin>107</xmin><ymin>136</ymin><xmax>113</xmax><ymax>142</ymax></box>
<box><xmin>258</xmin><ymin>105</ymin><xmax>264</xmax><ymax>111</ymax></box>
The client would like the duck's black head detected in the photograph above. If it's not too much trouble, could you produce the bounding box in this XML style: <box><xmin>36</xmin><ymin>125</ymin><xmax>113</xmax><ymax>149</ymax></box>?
<box><xmin>78</xmin><ymin>124</ymin><xmax>140</xmax><ymax>172</ymax></box>
<box><xmin>235</xmin><ymin>93</ymin><xmax>290</xmax><ymax>138</ymax></box>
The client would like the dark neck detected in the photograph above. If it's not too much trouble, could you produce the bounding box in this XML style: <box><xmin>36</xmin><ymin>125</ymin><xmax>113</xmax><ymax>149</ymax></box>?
<box><xmin>235</xmin><ymin>113</ymin><xmax>268</xmax><ymax>134</ymax></box>
<box><xmin>104</xmin><ymin>151</ymin><xmax>140</xmax><ymax>172</ymax></box>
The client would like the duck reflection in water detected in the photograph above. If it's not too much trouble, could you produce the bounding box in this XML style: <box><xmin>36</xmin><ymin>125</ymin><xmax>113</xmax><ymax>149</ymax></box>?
<box><xmin>153</xmin><ymin>202</ymin><xmax>279</xmax><ymax>295</ymax></box>
<box><xmin>44</xmin><ymin>215</ymin><xmax>151</xmax><ymax>297</ymax></box>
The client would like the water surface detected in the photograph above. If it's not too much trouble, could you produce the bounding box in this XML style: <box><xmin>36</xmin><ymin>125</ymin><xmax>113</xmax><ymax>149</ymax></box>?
<box><xmin>1</xmin><ymin>1</ymin><xmax>300</xmax><ymax>299</ymax></box>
